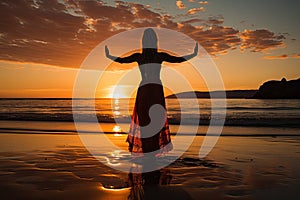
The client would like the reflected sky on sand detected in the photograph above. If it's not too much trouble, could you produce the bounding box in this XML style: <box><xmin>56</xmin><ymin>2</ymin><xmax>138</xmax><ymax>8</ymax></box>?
<box><xmin>0</xmin><ymin>132</ymin><xmax>299</xmax><ymax>199</ymax></box>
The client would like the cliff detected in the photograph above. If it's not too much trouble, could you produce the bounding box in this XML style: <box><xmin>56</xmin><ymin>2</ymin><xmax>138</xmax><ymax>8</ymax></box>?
<box><xmin>253</xmin><ymin>78</ymin><xmax>300</xmax><ymax>99</ymax></box>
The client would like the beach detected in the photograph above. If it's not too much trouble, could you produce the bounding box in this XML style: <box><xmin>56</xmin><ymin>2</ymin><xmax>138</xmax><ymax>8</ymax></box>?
<box><xmin>0</xmin><ymin>121</ymin><xmax>299</xmax><ymax>200</ymax></box>
<box><xmin>0</xmin><ymin>98</ymin><xmax>299</xmax><ymax>199</ymax></box>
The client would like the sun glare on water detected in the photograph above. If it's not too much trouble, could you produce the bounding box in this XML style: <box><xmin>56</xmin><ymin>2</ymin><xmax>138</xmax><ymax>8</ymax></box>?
<box><xmin>113</xmin><ymin>125</ymin><xmax>122</xmax><ymax>136</ymax></box>
<box><xmin>113</xmin><ymin>125</ymin><xmax>122</xmax><ymax>132</ymax></box>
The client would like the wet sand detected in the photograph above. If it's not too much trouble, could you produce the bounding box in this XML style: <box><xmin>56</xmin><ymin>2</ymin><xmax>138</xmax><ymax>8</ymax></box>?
<box><xmin>0</xmin><ymin>129</ymin><xmax>300</xmax><ymax>199</ymax></box>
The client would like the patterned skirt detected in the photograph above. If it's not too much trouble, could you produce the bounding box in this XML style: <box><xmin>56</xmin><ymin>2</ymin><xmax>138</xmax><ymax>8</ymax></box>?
<box><xmin>126</xmin><ymin>82</ymin><xmax>173</xmax><ymax>156</ymax></box>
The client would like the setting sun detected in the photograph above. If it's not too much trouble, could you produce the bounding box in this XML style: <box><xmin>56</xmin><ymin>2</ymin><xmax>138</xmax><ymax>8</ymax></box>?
<box><xmin>105</xmin><ymin>85</ymin><xmax>134</xmax><ymax>98</ymax></box>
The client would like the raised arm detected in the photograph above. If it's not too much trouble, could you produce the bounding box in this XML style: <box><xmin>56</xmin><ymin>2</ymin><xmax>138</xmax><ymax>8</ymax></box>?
<box><xmin>105</xmin><ymin>45</ymin><xmax>139</xmax><ymax>64</ymax></box>
<box><xmin>161</xmin><ymin>43</ymin><xmax>198</xmax><ymax>63</ymax></box>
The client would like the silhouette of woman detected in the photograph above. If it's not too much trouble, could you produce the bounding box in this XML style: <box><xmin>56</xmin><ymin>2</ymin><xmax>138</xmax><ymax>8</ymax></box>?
<box><xmin>105</xmin><ymin>28</ymin><xmax>198</xmax><ymax>156</ymax></box>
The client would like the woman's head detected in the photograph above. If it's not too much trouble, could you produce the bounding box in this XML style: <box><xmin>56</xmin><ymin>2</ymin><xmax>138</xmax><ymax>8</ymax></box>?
<box><xmin>142</xmin><ymin>28</ymin><xmax>158</xmax><ymax>50</ymax></box>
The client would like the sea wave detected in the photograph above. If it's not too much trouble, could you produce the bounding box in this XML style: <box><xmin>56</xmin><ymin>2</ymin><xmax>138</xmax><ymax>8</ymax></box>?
<box><xmin>0</xmin><ymin>113</ymin><xmax>299</xmax><ymax>127</ymax></box>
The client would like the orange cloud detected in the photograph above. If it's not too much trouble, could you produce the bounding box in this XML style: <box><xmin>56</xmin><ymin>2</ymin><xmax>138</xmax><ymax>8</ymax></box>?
<box><xmin>264</xmin><ymin>54</ymin><xmax>300</xmax><ymax>59</ymax></box>
<box><xmin>264</xmin><ymin>54</ymin><xmax>288</xmax><ymax>60</ymax></box>
<box><xmin>293</xmin><ymin>54</ymin><xmax>300</xmax><ymax>58</ymax></box>
<box><xmin>187</xmin><ymin>7</ymin><xmax>205</xmax><ymax>14</ymax></box>
<box><xmin>240</xmin><ymin>29</ymin><xmax>285</xmax><ymax>52</ymax></box>
<box><xmin>176</xmin><ymin>1</ymin><xmax>186</xmax><ymax>9</ymax></box>
<box><xmin>0</xmin><ymin>0</ymin><xmax>287</xmax><ymax>68</ymax></box>
<box><xmin>199</xmin><ymin>1</ymin><xmax>209</xmax><ymax>4</ymax></box>
<box><xmin>207</xmin><ymin>16</ymin><xmax>224</xmax><ymax>24</ymax></box>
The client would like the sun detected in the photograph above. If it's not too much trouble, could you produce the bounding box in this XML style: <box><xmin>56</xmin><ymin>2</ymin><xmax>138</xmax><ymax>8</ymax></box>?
<box><xmin>111</xmin><ymin>92</ymin><xmax>127</xmax><ymax>99</ymax></box>
<box><xmin>106</xmin><ymin>85</ymin><xmax>135</xmax><ymax>98</ymax></box>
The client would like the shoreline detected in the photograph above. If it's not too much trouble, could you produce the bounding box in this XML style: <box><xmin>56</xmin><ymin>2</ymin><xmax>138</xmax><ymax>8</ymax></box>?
<box><xmin>1</xmin><ymin>118</ymin><xmax>300</xmax><ymax>128</ymax></box>
<box><xmin>1</xmin><ymin>128</ymin><xmax>300</xmax><ymax>137</ymax></box>
<box><xmin>1</xmin><ymin>120</ymin><xmax>300</xmax><ymax>137</ymax></box>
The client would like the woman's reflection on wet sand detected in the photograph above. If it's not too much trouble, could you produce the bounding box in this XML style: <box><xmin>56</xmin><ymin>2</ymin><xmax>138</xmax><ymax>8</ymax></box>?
<box><xmin>127</xmin><ymin>162</ymin><xmax>192</xmax><ymax>200</ymax></box>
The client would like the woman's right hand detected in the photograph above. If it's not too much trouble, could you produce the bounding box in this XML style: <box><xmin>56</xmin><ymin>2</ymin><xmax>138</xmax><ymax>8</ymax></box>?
<box><xmin>105</xmin><ymin>45</ymin><xmax>110</xmax><ymax>57</ymax></box>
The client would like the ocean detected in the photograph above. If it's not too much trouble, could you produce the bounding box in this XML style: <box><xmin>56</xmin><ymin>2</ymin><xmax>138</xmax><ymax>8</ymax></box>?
<box><xmin>0</xmin><ymin>98</ymin><xmax>299</xmax><ymax>136</ymax></box>
<box><xmin>0</xmin><ymin>98</ymin><xmax>299</xmax><ymax>124</ymax></box>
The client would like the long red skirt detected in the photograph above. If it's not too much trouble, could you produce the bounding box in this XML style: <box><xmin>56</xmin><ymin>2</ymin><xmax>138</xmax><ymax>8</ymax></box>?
<box><xmin>126</xmin><ymin>82</ymin><xmax>173</xmax><ymax>156</ymax></box>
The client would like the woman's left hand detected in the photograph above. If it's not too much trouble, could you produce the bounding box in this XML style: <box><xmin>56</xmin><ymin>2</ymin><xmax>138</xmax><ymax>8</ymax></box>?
<box><xmin>194</xmin><ymin>43</ymin><xmax>198</xmax><ymax>55</ymax></box>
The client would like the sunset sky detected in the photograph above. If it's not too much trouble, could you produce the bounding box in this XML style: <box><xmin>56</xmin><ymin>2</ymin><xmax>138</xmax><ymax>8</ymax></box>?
<box><xmin>0</xmin><ymin>0</ymin><xmax>299</xmax><ymax>98</ymax></box>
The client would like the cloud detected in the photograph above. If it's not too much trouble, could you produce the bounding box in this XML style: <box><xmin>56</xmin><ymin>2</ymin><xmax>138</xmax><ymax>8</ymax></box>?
<box><xmin>0</xmin><ymin>0</ymin><xmax>287</xmax><ymax>68</ymax></box>
<box><xmin>181</xmin><ymin>25</ymin><xmax>241</xmax><ymax>54</ymax></box>
<box><xmin>0</xmin><ymin>0</ymin><xmax>173</xmax><ymax>68</ymax></box>
<box><xmin>199</xmin><ymin>1</ymin><xmax>209</xmax><ymax>5</ymax></box>
<box><xmin>180</xmin><ymin>18</ymin><xmax>204</xmax><ymax>25</ymax></box>
<box><xmin>264</xmin><ymin>54</ymin><xmax>300</xmax><ymax>59</ymax></box>
<box><xmin>176</xmin><ymin>1</ymin><xmax>186</xmax><ymax>9</ymax></box>
<box><xmin>294</xmin><ymin>54</ymin><xmax>300</xmax><ymax>58</ymax></box>
<box><xmin>240</xmin><ymin>29</ymin><xmax>285</xmax><ymax>52</ymax></box>
<box><xmin>187</xmin><ymin>7</ymin><xmax>205</xmax><ymax>14</ymax></box>
<box><xmin>207</xmin><ymin>16</ymin><xmax>224</xmax><ymax>25</ymax></box>
<box><xmin>0</xmin><ymin>0</ymin><xmax>89</xmax><ymax>67</ymax></box>
<box><xmin>264</xmin><ymin>54</ymin><xmax>288</xmax><ymax>60</ymax></box>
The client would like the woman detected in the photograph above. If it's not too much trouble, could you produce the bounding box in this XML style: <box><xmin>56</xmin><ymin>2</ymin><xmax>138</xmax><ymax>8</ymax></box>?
<box><xmin>105</xmin><ymin>28</ymin><xmax>198</xmax><ymax>156</ymax></box>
